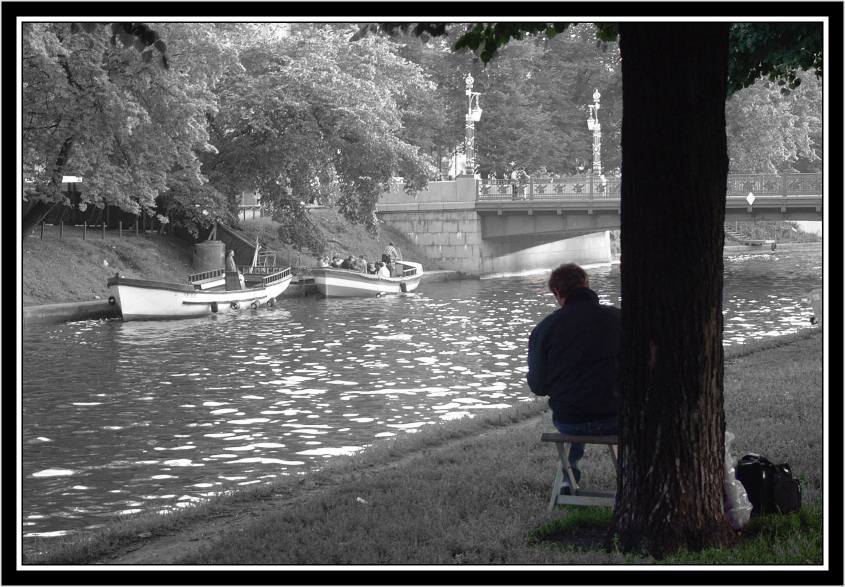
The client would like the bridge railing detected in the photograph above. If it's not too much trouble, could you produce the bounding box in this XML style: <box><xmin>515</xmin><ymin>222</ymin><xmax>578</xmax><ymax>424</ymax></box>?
<box><xmin>726</xmin><ymin>173</ymin><xmax>822</xmax><ymax>197</ymax></box>
<box><xmin>477</xmin><ymin>173</ymin><xmax>822</xmax><ymax>202</ymax></box>
<box><xmin>478</xmin><ymin>176</ymin><xmax>621</xmax><ymax>201</ymax></box>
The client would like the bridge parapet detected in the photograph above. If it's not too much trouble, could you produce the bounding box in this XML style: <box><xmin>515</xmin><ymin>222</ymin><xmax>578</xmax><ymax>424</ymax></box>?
<box><xmin>726</xmin><ymin>173</ymin><xmax>821</xmax><ymax>197</ymax></box>
<box><xmin>479</xmin><ymin>176</ymin><xmax>621</xmax><ymax>201</ymax></box>
<box><xmin>477</xmin><ymin>172</ymin><xmax>821</xmax><ymax>202</ymax></box>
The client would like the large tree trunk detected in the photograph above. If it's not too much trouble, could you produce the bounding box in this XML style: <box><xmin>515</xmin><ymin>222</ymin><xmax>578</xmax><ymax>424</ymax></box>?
<box><xmin>611</xmin><ymin>23</ymin><xmax>735</xmax><ymax>557</ymax></box>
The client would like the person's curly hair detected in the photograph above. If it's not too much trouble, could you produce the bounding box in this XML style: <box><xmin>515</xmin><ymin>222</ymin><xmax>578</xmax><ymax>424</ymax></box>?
<box><xmin>548</xmin><ymin>263</ymin><xmax>589</xmax><ymax>298</ymax></box>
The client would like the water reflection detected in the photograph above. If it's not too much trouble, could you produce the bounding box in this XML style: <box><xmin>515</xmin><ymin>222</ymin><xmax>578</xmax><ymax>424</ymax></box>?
<box><xmin>21</xmin><ymin>246</ymin><xmax>822</xmax><ymax>539</ymax></box>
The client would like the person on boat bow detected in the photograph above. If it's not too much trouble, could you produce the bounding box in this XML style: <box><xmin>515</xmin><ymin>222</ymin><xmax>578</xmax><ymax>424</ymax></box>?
<box><xmin>225</xmin><ymin>250</ymin><xmax>238</xmax><ymax>272</ymax></box>
<box><xmin>225</xmin><ymin>250</ymin><xmax>245</xmax><ymax>290</ymax></box>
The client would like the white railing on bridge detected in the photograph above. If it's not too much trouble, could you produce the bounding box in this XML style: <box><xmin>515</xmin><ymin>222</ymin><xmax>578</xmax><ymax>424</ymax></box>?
<box><xmin>476</xmin><ymin>173</ymin><xmax>821</xmax><ymax>202</ymax></box>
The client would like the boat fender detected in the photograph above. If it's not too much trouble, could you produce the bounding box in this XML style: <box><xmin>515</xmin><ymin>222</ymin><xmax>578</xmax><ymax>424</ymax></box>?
<box><xmin>400</xmin><ymin>282</ymin><xmax>407</xmax><ymax>293</ymax></box>
<box><xmin>108</xmin><ymin>296</ymin><xmax>116</xmax><ymax>306</ymax></box>
<box><xmin>250</xmin><ymin>301</ymin><xmax>259</xmax><ymax>310</ymax></box>
<box><xmin>210</xmin><ymin>301</ymin><xmax>218</xmax><ymax>313</ymax></box>
<box><xmin>771</xmin><ymin>242</ymin><xmax>777</xmax><ymax>251</ymax></box>
<box><xmin>231</xmin><ymin>302</ymin><xmax>240</xmax><ymax>310</ymax></box>
<box><xmin>267</xmin><ymin>298</ymin><xmax>276</xmax><ymax>308</ymax></box>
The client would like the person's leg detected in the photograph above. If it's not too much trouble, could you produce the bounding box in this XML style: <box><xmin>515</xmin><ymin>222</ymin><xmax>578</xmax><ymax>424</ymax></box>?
<box><xmin>552</xmin><ymin>417</ymin><xmax>617</xmax><ymax>483</ymax></box>
<box><xmin>552</xmin><ymin>420</ymin><xmax>588</xmax><ymax>484</ymax></box>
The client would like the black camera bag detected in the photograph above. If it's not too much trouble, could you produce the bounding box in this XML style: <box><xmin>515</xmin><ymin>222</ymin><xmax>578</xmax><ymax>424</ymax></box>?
<box><xmin>735</xmin><ymin>453</ymin><xmax>802</xmax><ymax>516</ymax></box>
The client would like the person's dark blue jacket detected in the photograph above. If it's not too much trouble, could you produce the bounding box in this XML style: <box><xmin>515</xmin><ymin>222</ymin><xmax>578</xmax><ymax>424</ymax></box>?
<box><xmin>527</xmin><ymin>287</ymin><xmax>621</xmax><ymax>424</ymax></box>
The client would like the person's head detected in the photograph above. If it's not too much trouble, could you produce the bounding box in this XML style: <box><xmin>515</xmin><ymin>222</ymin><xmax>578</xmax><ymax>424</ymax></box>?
<box><xmin>389</xmin><ymin>242</ymin><xmax>394</xmax><ymax>247</ymax></box>
<box><xmin>548</xmin><ymin>263</ymin><xmax>589</xmax><ymax>306</ymax></box>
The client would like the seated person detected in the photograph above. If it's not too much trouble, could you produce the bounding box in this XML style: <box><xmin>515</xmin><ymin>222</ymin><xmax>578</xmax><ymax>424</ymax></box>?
<box><xmin>367</xmin><ymin>263</ymin><xmax>376</xmax><ymax>274</ymax></box>
<box><xmin>527</xmin><ymin>263</ymin><xmax>621</xmax><ymax>492</ymax></box>
<box><xmin>341</xmin><ymin>256</ymin><xmax>353</xmax><ymax>269</ymax></box>
<box><xmin>376</xmin><ymin>262</ymin><xmax>390</xmax><ymax>278</ymax></box>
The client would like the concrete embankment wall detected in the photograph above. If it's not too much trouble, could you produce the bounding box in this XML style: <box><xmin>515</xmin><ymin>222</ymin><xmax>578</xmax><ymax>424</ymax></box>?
<box><xmin>22</xmin><ymin>300</ymin><xmax>120</xmax><ymax>326</ymax></box>
<box><xmin>376</xmin><ymin>177</ymin><xmax>611</xmax><ymax>276</ymax></box>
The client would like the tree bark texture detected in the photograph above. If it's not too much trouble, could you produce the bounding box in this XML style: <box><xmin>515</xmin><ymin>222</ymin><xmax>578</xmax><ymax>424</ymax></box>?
<box><xmin>612</xmin><ymin>23</ymin><xmax>735</xmax><ymax>557</ymax></box>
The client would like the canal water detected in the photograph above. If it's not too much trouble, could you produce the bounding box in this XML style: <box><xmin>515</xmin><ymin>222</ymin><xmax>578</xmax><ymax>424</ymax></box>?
<box><xmin>20</xmin><ymin>245</ymin><xmax>823</xmax><ymax>541</ymax></box>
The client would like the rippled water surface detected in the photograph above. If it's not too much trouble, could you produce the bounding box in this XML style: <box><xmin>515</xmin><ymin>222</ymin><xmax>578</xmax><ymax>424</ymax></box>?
<box><xmin>21</xmin><ymin>245</ymin><xmax>822</xmax><ymax>540</ymax></box>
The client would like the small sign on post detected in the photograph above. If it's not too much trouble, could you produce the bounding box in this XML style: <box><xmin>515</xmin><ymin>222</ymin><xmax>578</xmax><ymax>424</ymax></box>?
<box><xmin>61</xmin><ymin>176</ymin><xmax>83</xmax><ymax>240</ymax></box>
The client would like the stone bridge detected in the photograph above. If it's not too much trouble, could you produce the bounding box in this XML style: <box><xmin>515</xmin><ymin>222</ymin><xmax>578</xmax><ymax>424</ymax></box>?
<box><xmin>375</xmin><ymin>173</ymin><xmax>822</xmax><ymax>276</ymax></box>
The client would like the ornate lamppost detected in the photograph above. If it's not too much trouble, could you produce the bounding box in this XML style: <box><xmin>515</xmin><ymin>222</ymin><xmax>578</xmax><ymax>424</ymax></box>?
<box><xmin>464</xmin><ymin>73</ymin><xmax>482</xmax><ymax>177</ymax></box>
<box><xmin>586</xmin><ymin>88</ymin><xmax>602</xmax><ymax>175</ymax></box>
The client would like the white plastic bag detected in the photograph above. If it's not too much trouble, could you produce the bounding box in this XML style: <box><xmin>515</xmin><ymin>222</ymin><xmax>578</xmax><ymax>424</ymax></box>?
<box><xmin>724</xmin><ymin>430</ymin><xmax>753</xmax><ymax>529</ymax></box>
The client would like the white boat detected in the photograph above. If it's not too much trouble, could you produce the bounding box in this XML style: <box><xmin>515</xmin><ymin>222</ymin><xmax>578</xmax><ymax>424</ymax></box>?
<box><xmin>107</xmin><ymin>266</ymin><xmax>292</xmax><ymax>321</ymax></box>
<box><xmin>311</xmin><ymin>261</ymin><xmax>423</xmax><ymax>297</ymax></box>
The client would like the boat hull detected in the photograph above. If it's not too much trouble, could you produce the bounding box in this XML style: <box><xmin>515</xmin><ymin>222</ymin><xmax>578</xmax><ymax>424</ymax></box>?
<box><xmin>311</xmin><ymin>261</ymin><xmax>423</xmax><ymax>298</ymax></box>
<box><xmin>108</xmin><ymin>271</ymin><xmax>292</xmax><ymax>321</ymax></box>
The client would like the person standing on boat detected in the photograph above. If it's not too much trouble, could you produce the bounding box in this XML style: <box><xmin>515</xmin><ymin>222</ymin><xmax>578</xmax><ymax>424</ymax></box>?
<box><xmin>225</xmin><ymin>250</ymin><xmax>238</xmax><ymax>272</ymax></box>
<box><xmin>526</xmin><ymin>263</ymin><xmax>621</xmax><ymax>494</ymax></box>
<box><xmin>225</xmin><ymin>250</ymin><xmax>244</xmax><ymax>290</ymax></box>
<box><xmin>382</xmin><ymin>242</ymin><xmax>398</xmax><ymax>264</ymax></box>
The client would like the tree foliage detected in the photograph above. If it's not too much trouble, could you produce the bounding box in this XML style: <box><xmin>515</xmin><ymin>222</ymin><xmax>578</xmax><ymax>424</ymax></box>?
<box><xmin>21</xmin><ymin>22</ymin><xmax>440</xmax><ymax>237</ymax></box>
<box><xmin>382</xmin><ymin>23</ymin><xmax>623</xmax><ymax>176</ymax></box>
<box><xmin>203</xmin><ymin>24</ymin><xmax>436</xmax><ymax>232</ymax></box>
<box><xmin>727</xmin><ymin>23</ymin><xmax>823</xmax><ymax>94</ymax></box>
<box><xmin>22</xmin><ymin>22</ymin><xmax>233</xmax><ymax>225</ymax></box>
<box><xmin>726</xmin><ymin>70</ymin><xmax>823</xmax><ymax>172</ymax></box>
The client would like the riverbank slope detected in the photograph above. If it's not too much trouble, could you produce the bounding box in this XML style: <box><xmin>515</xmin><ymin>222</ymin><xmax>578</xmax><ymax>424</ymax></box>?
<box><xmin>21</xmin><ymin>208</ymin><xmax>451</xmax><ymax>307</ymax></box>
<box><xmin>25</xmin><ymin>328</ymin><xmax>824</xmax><ymax>566</ymax></box>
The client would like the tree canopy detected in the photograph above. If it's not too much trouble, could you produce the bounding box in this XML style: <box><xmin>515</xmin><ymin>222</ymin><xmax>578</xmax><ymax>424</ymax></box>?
<box><xmin>21</xmin><ymin>22</ymin><xmax>441</xmax><ymax>236</ymax></box>
<box><xmin>203</xmin><ymin>24</ymin><xmax>436</xmax><ymax>232</ymax></box>
<box><xmin>22</xmin><ymin>22</ymin><xmax>234</xmax><ymax>231</ymax></box>
<box><xmin>726</xmin><ymin>69</ymin><xmax>822</xmax><ymax>172</ymax></box>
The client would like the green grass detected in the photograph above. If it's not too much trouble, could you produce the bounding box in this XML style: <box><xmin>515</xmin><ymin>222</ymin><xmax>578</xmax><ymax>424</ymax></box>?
<box><xmin>24</xmin><ymin>330</ymin><xmax>824</xmax><ymax>566</ymax></box>
<box><xmin>529</xmin><ymin>504</ymin><xmax>823</xmax><ymax>565</ymax></box>
<box><xmin>664</xmin><ymin>505</ymin><xmax>823</xmax><ymax>564</ymax></box>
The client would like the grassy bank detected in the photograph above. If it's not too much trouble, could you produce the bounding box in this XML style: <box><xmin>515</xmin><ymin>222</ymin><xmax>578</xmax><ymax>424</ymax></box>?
<box><xmin>25</xmin><ymin>328</ymin><xmax>824</xmax><ymax>566</ymax></box>
<box><xmin>21</xmin><ymin>208</ymin><xmax>446</xmax><ymax>307</ymax></box>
